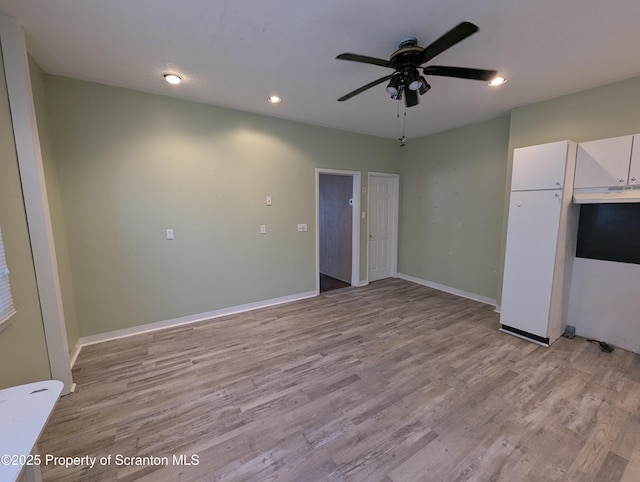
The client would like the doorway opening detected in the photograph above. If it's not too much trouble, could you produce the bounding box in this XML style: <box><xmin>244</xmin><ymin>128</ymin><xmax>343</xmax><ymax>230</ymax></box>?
<box><xmin>316</xmin><ymin>169</ymin><xmax>361</xmax><ymax>294</ymax></box>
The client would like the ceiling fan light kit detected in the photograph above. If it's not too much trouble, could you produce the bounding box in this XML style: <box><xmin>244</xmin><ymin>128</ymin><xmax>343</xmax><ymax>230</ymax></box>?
<box><xmin>385</xmin><ymin>73</ymin><xmax>401</xmax><ymax>96</ymax></box>
<box><xmin>419</xmin><ymin>79</ymin><xmax>431</xmax><ymax>95</ymax></box>
<box><xmin>407</xmin><ymin>69</ymin><xmax>422</xmax><ymax>91</ymax></box>
<box><xmin>336</xmin><ymin>22</ymin><xmax>500</xmax><ymax>109</ymax></box>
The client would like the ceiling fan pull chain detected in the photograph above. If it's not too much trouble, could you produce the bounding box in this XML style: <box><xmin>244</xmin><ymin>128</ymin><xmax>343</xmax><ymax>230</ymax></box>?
<box><xmin>399</xmin><ymin>105</ymin><xmax>407</xmax><ymax>148</ymax></box>
<box><xmin>403</xmin><ymin>106</ymin><xmax>407</xmax><ymax>136</ymax></box>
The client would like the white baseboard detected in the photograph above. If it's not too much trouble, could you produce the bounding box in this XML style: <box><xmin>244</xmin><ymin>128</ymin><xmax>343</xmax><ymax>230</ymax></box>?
<box><xmin>68</xmin><ymin>278</ymin><xmax>494</xmax><ymax>370</ymax></box>
<box><xmin>75</xmin><ymin>290</ymin><xmax>317</xmax><ymax>350</ymax></box>
<box><xmin>397</xmin><ymin>273</ymin><xmax>496</xmax><ymax>307</ymax></box>
<box><xmin>69</xmin><ymin>341</ymin><xmax>82</xmax><ymax>369</ymax></box>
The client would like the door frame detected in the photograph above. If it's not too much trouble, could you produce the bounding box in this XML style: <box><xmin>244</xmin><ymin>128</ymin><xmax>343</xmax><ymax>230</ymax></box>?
<box><xmin>0</xmin><ymin>16</ymin><xmax>73</xmax><ymax>393</ymax></box>
<box><xmin>367</xmin><ymin>172</ymin><xmax>400</xmax><ymax>284</ymax></box>
<box><xmin>315</xmin><ymin>169</ymin><xmax>361</xmax><ymax>294</ymax></box>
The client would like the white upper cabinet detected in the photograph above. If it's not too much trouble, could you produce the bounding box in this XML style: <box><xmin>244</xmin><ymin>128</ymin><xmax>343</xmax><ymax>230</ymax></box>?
<box><xmin>574</xmin><ymin>135</ymin><xmax>634</xmax><ymax>188</ymax></box>
<box><xmin>630</xmin><ymin>135</ymin><xmax>640</xmax><ymax>186</ymax></box>
<box><xmin>511</xmin><ymin>141</ymin><xmax>569</xmax><ymax>191</ymax></box>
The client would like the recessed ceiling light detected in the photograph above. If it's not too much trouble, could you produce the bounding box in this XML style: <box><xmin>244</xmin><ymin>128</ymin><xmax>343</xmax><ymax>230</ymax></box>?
<box><xmin>163</xmin><ymin>73</ymin><xmax>183</xmax><ymax>85</ymax></box>
<box><xmin>489</xmin><ymin>76</ymin><xmax>506</xmax><ymax>87</ymax></box>
<box><xmin>267</xmin><ymin>95</ymin><xmax>282</xmax><ymax>104</ymax></box>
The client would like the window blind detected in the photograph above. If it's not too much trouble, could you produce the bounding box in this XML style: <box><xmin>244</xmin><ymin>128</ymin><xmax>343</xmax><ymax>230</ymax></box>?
<box><xmin>0</xmin><ymin>226</ymin><xmax>16</xmax><ymax>326</ymax></box>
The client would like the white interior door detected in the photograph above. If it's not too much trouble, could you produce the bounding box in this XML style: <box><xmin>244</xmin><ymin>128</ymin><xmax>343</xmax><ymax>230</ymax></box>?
<box><xmin>369</xmin><ymin>174</ymin><xmax>397</xmax><ymax>282</ymax></box>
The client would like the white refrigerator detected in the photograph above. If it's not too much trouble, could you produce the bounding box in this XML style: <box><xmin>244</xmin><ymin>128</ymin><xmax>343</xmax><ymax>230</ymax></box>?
<box><xmin>500</xmin><ymin>141</ymin><xmax>578</xmax><ymax>345</ymax></box>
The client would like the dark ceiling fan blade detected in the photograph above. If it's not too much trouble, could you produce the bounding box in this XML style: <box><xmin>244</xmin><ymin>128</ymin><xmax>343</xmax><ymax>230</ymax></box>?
<box><xmin>338</xmin><ymin>75</ymin><xmax>393</xmax><ymax>102</ymax></box>
<box><xmin>423</xmin><ymin>65</ymin><xmax>497</xmax><ymax>81</ymax></box>
<box><xmin>415</xmin><ymin>21</ymin><xmax>479</xmax><ymax>66</ymax></box>
<box><xmin>405</xmin><ymin>88</ymin><xmax>419</xmax><ymax>108</ymax></box>
<box><xmin>336</xmin><ymin>53</ymin><xmax>392</xmax><ymax>68</ymax></box>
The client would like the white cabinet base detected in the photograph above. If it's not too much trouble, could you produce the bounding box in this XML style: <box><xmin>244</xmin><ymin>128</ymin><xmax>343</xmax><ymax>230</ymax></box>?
<box><xmin>500</xmin><ymin>325</ymin><xmax>550</xmax><ymax>346</ymax></box>
<box><xmin>500</xmin><ymin>189</ymin><xmax>562</xmax><ymax>340</ymax></box>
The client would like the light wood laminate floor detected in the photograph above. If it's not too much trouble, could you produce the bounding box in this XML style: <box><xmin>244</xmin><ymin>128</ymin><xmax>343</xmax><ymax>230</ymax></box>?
<box><xmin>39</xmin><ymin>279</ymin><xmax>640</xmax><ymax>481</ymax></box>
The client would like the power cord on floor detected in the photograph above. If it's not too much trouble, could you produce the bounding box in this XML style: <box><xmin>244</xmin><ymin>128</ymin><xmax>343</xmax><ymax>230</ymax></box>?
<box><xmin>586</xmin><ymin>339</ymin><xmax>614</xmax><ymax>353</ymax></box>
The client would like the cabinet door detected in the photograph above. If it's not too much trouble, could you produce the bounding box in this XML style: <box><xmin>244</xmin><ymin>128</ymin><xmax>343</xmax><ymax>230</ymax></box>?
<box><xmin>629</xmin><ymin>135</ymin><xmax>640</xmax><ymax>186</ymax></box>
<box><xmin>511</xmin><ymin>141</ymin><xmax>568</xmax><ymax>191</ymax></box>
<box><xmin>500</xmin><ymin>190</ymin><xmax>562</xmax><ymax>338</ymax></box>
<box><xmin>574</xmin><ymin>135</ymin><xmax>632</xmax><ymax>188</ymax></box>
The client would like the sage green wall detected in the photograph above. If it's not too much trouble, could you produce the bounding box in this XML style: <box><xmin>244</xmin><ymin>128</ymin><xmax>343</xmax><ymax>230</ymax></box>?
<box><xmin>44</xmin><ymin>76</ymin><xmax>398</xmax><ymax>337</ymax></box>
<box><xmin>0</xmin><ymin>44</ymin><xmax>51</xmax><ymax>388</ymax></box>
<box><xmin>509</xmin><ymin>75</ymin><xmax>640</xmax><ymax>149</ymax></box>
<box><xmin>496</xmin><ymin>75</ymin><xmax>640</xmax><ymax>304</ymax></box>
<box><xmin>42</xmin><ymin>69</ymin><xmax>640</xmax><ymax>339</ymax></box>
<box><xmin>29</xmin><ymin>56</ymin><xmax>79</xmax><ymax>353</ymax></box>
<box><xmin>398</xmin><ymin>115</ymin><xmax>510</xmax><ymax>300</ymax></box>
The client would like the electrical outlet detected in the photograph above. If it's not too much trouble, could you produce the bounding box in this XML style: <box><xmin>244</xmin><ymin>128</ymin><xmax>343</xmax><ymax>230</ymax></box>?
<box><xmin>297</xmin><ymin>224</ymin><xmax>308</xmax><ymax>232</ymax></box>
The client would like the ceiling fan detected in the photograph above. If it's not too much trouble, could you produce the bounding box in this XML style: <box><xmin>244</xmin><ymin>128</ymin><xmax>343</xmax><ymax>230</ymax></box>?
<box><xmin>336</xmin><ymin>22</ymin><xmax>497</xmax><ymax>108</ymax></box>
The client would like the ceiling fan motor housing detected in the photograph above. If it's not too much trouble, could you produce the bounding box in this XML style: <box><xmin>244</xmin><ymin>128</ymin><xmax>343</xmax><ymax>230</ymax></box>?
<box><xmin>389</xmin><ymin>38</ymin><xmax>429</xmax><ymax>95</ymax></box>
<box><xmin>390</xmin><ymin>43</ymin><xmax>423</xmax><ymax>70</ymax></box>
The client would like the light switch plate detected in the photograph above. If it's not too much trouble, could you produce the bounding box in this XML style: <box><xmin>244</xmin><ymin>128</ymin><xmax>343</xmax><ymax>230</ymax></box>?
<box><xmin>297</xmin><ymin>224</ymin><xmax>308</xmax><ymax>232</ymax></box>
<box><xmin>166</xmin><ymin>229</ymin><xmax>174</xmax><ymax>240</ymax></box>
<box><xmin>260</xmin><ymin>225</ymin><xmax>267</xmax><ymax>234</ymax></box>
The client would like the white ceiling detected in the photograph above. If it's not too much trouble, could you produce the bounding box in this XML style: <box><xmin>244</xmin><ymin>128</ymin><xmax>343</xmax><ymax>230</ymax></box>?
<box><xmin>1</xmin><ymin>0</ymin><xmax>640</xmax><ymax>139</ymax></box>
